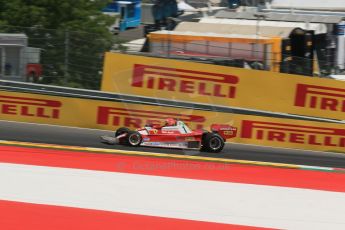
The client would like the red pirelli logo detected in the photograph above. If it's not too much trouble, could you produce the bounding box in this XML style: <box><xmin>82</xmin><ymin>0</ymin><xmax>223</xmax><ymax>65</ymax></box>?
<box><xmin>131</xmin><ymin>64</ymin><xmax>239</xmax><ymax>98</ymax></box>
<box><xmin>241</xmin><ymin>120</ymin><xmax>345</xmax><ymax>147</ymax></box>
<box><xmin>295</xmin><ymin>84</ymin><xmax>345</xmax><ymax>112</ymax></box>
<box><xmin>97</xmin><ymin>106</ymin><xmax>205</xmax><ymax>129</ymax></box>
<box><xmin>0</xmin><ymin>95</ymin><xmax>61</xmax><ymax>119</ymax></box>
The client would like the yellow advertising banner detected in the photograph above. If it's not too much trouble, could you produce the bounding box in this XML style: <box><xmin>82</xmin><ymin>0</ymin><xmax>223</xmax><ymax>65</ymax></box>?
<box><xmin>101</xmin><ymin>52</ymin><xmax>345</xmax><ymax>120</ymax></box>
<box><xmin>1</xmin><ymin>90</ymin><xmax>345</xmax><ymax>153</ymax></box>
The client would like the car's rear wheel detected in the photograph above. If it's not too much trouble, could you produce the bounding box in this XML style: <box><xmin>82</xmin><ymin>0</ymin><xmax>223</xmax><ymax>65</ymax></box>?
<box><xmin>201</xmin><ymin>133</ymin><xmax>224</xmax><ymax>153</ymax></box>
<box><xmin>124</xmin><ymin>131</ymin><xmax>142</xmax><ymax>147</ymax></box>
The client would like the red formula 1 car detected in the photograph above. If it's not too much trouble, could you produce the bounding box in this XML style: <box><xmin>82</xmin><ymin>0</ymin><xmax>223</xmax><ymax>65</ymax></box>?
<box><xmin>102</xmin><ymin>118</ymin><xmax>237</xmax><ymax>153</ymax></box>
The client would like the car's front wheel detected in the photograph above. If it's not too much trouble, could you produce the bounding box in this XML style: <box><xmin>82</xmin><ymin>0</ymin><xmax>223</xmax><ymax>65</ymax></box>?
<box><xmin>115</xmin><ymin>127</ymin><xmax>130</xmax><ymax>137</ymax></box>
<box><xmin>201</xmin><ymin>133</ymin><xmax>224</xmax><ymax>153</ymax></box>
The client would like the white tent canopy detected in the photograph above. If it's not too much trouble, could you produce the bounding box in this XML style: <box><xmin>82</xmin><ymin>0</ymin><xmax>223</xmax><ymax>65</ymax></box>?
<box><xmin>178</xmin><ymin>0</ymin><xmax>196</xmax><ymax>11</ymax></box>
<box><xmin>175</xmin><ymin>22</ymin><xmax>299</xmax><ymax>38</ymax></box>
<box><xmin>199</xmin><ymin>18</ymin><xmax>327</xmax><ymax>34</ymax></box>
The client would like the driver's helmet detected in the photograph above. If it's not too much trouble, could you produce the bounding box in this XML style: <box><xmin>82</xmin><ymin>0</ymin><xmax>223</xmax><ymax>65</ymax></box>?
<box><xmin>165</xmin><ymin>118</ymin><xmax>177</xmax><ymax>126</ymax></box>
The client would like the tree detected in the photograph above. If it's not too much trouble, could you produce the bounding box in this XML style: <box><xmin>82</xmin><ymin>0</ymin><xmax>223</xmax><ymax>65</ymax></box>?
<box><xmin>0</xmin><ymin>0</ymin><xmax>116</xmax><ymax>89</ymax></box>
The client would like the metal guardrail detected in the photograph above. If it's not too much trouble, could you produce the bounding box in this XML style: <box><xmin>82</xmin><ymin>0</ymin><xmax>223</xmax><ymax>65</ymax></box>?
<box><xmin>0</xmin><ymin>80</ymin><xmax>344</xmax><ymax>124</ymax></box>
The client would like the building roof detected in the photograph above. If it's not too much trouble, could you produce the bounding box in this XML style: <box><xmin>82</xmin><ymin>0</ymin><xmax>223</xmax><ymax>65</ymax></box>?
<box><xmin>0</xmin><ymin>33</ymin><xmax>28</xmax><ymax>46</ymax></box>
<box><xmin>214</xmin><ymin>11</ymin><xmax>345</xmax><ymax>24</ymax></box>
<box><xmin>0</xmin><ymin>33</ymin><xmax>27</xmax><ymax>38</ymax></box>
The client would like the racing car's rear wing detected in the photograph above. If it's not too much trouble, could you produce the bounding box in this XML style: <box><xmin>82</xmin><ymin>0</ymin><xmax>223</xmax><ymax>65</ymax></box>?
<box><xmin>210</xmin><ymin>124</ymin><xmax>237</xmax><ymax>140</ymax></box>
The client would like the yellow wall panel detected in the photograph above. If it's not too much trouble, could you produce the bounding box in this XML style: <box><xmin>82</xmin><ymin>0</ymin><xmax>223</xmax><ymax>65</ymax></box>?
<box><xmin>101</xmin><ymin>53</ymin><xmax>345</xmax><ymax>120</ymax></box>
<box><xmin>1</xmin><ymin>91</ymin><xmax>344</xmax><ymax>153</ymax></box>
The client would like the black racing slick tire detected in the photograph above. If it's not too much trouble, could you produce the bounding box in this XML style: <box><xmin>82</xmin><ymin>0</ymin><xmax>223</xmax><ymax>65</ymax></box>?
<box><xmin>123</xmin><ymin>131</ymin><xmax>142</xmax><ymax>147</ymax></box>
<box><xmin>201</xmin><ymin>133</ymin><xmax>225</xmax><ymax>153</ymax></box>
<box><xmin>115</xmin><ymin>127</ymin><xmax>130</xmax><ymax>137</ymax></box>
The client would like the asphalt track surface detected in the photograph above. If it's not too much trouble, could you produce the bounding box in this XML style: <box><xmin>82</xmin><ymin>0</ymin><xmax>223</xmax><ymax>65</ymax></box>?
<box><xmin>1</xmin><ymin>120</ymin><xmax>345</xmax><ymax>168</ymax></box>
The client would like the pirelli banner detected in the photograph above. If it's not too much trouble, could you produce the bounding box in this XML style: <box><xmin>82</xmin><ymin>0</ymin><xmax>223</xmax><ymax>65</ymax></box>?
<box><xmin>1</xmin><ymin>90</ymin><xmax>345</xmax><ymax>153</ymax></box>
<box><xmin>101</xmin><ymin>52</ymin><xmax>345</xmax><ymax>121</ymax></box>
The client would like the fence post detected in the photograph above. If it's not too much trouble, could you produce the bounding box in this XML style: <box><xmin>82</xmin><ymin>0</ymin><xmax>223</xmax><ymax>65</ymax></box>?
<box><xmin>64</xmin><ymin>29</ymin><xmax>69</xmax><ymax>79</ymax></box>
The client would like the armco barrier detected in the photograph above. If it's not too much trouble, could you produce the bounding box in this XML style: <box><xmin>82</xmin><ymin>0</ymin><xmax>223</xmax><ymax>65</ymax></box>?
<box><xmin>1</xmin><ymin>90</ymin><xmax>345</xmax><ymax>153</ymax></box>
<box><xmin>101</xmin><ymin>52</ymin><xmax>345</xmax><ymax>121</ymax></box>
